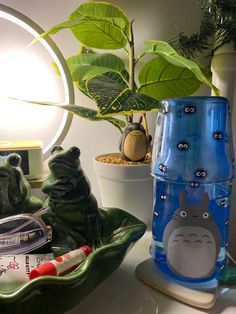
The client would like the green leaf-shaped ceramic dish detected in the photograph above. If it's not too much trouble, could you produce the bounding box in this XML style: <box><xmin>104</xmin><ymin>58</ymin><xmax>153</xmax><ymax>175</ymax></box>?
<box><xmin>0</xmin><ymin>207</ymin><xmax>146</xmax><ymax>314</ymax></box>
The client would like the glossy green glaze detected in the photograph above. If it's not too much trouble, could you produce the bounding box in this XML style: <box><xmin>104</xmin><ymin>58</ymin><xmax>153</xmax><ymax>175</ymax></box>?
<box><xmin>0</xmin><ymin>207</ymin><xmax>146</xmax><ymax>314</ymax></box>
<box><xmin>0</xmin><ymin>147</ymin><xmax>146</xmax><ymax>313</ymax></box>
<box><xmin>219</xmin><ymin>264</ymin><xmax>236</xmax><ymax>285</ymax></box>
<box><xmin>0</xmin><ymin>154</ymin><xmax>43</xmax><ymax>217</ymax></box>
<box><xmin>41</xmin><ymin>146</ymin><xmax>103</xmax><ymax>250</ymax></box>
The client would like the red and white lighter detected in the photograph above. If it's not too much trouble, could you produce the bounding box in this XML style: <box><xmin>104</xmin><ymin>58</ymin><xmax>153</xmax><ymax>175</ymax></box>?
<box><xmin>29</xmin><ymin>245</ymin><xmax>92</xmax><ymax>279</ymax></box>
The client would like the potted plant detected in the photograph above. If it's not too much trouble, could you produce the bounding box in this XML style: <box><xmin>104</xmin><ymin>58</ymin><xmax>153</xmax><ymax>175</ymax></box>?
<box><xmin>170</xmin><ymin>0</ymin><xmax>236</xmax><ymax>104</ymax></box>
<box><xmin>24</xmin><ymin>1</ymin><xmax>219</xmax><ymax>224</ymax></box>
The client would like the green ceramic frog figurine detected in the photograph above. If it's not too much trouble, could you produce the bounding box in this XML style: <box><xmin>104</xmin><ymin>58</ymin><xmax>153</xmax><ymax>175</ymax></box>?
<box><xmin>41</xmin><ymin>146</ymin><xmax>103</xmax><ymax>251</ymax></box>
<box><xmin>0</xmin><ymin>153</ymin><xmax>43</xmax><ymax>217</ymax></box>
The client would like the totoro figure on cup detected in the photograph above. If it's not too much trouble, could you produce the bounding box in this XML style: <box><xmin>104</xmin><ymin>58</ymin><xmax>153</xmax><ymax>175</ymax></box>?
<box><xmin>163</xmin><ymin>192</ymin><xmax>221</xmax><ymax>279</ymax></box>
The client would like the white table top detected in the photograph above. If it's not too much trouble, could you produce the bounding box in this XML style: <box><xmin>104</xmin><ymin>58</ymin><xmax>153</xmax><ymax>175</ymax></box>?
<box><xmin>68</xmin><ymin>231</ymin><xmax>236</xmax><ymax>314</ymax></box>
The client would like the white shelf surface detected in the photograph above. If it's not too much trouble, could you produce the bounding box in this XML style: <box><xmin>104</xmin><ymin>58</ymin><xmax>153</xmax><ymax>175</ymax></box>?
<box><xmin>68</xmin><ymin>231</ymin><xmax>236</xmax><ymax>314</ymax></box>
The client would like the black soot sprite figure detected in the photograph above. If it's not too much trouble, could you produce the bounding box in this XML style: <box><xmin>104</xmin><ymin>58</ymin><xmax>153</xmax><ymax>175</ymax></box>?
<box><xmin>177</xmin><ymin>141</ymin><xmax>190</xmax><ymax>151</ymax></box>
<box><xmin>160</xmin><ymin>194</ymin><xmax>167</xmax><ymax>200</ymax></box>
<box><xmin>212</xmin><ymin>131</ymin><xmax>224</xmax><ymax>141</ymax></box>
<box><xmin>195</xmin><ymin>168</ymin><xmax>207</xmax><ymax>179</ymax></box>
<box><xmin>183</xmin><ymin>104</ymin><xmax>197</xmax><ymax>115</ymax></box>
<box><xmin>163</xmin><ymin>192</ymin><xmax>221</xmax><ymax>279</ymax></box>
<box><xmin>189</xmin><ymin>181</ymin><xmax>200</xmax><ymax>188</ymax></box>
<box><xmin>216</xmin><ymin>198</ymin><xmax>227</xmax><ymax>207</ymax></box>
<box><xmin>159</xmin><ymin>163</ymin><xmax>167</xmax><ymax>173</ymax></box>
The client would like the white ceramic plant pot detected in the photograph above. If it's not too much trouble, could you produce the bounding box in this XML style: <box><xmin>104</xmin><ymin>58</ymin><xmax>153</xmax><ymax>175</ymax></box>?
<box><xmin>93</xmin><ymin>154</ymin><xmax>153</xmax><ymax>227</ymax></box>
<box><xmin>211</xmin><ymin>43</ymin><xmax>236</xmax><ymax>107</ymax></box>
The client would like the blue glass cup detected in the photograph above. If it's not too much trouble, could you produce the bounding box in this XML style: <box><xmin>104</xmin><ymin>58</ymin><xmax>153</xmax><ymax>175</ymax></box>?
<box><xmin>151</xmin><ymin>96</ymin><xmax>234</xmax><ymax>284</ymax></box>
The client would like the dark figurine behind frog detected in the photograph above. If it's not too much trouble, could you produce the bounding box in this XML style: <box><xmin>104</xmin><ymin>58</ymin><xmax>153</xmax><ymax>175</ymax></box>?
<box><xmin>0</xmin><ymin>153</ymin><xmax>43</xmax><ymax>217</ymax></box>
<box><xmin>42</xmin><ymin>146</ymin><xmax>102</xmax><ymax>251</ymax></box>
<box><xmin>119</xmin><ymin>116</ymin><xmax>151</xmax><ymax>162</ymax></box>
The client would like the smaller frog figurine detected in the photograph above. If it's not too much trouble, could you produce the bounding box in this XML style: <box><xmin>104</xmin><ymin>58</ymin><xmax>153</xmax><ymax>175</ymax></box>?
<box><xmin>42</xmin><ymin>146</ymin><xmax>103</xmax><ymax>251</ymax></box>
<box><xmin>119</xmin><ymin>116</ymin><xmax>151</xmax><ymax>162</ymax></box>
<box><xmin>0</xmin><ymin>153</ymin><xmax>43</xmax><ymax>217</ymax></box>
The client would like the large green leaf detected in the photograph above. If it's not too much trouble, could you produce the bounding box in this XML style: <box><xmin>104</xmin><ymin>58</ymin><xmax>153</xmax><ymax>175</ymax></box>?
<box><xmin>74</xmin><ymin>65</ymin><xmax>123</xmax><ymax>98</ymax></box>
<box><xmin>75</xmin><ymin>66</ymin><xmax>129</xmax><ymax>85</ymax></box>
<box><xmin>144</xmin><ymin>40</ymin><xmax>220</xmax><ymax>95</ymax></box>
<box><xmin>34</xmin><ymin>3</ymin><xmax>130</xmax><ymax>49</ymax></box>
<box><xmin>32</xmin><ymin>18</ymin><xmax>86</xmax><ymax>43</ymax></box>
<box><xmin>86</xmin><ymin>71</ymin><xmax>160</xmax><ymax>116</ymax></box>
<box><xmin>139</xmin><ymin>56</ymin><xmax>202</xmax><ymax>100</ymax></box>
<box><xmin>10</xmin><ymin>99</ymin><xmax>126</xmax><ymax>132</ymax></box>
<box><xmin>53</xmin><ymin>52</ymin><xmax>129</xmax><ymax>99</ymax></box>
<box><xmin>69</xmin><ymin>2</ymin><xmax>130</xmax><ymax>49</ymax></box>
<box><xmin>75</xmin><ymin>65</ymin><xmax>116</xmax><ymax>96</ymax></box>
<box><xmin>66</xmin><ymin>53</ymin><xmax>126</xmax><ymax>80</ymax></box>
<box><xmin>65</xmin><ymin>53</ymin><xmax>129</xmax><ymax>87</ymax></box>
<box><xmin>62</xmin><ymin>53</ymin><xmax>129</xmax><ymax>98</ymax></box>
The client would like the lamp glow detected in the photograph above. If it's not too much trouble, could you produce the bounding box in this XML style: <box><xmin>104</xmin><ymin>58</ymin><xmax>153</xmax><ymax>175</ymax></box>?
<box><xmin>0</xmin><ymin>50</ymin><xmax>62</xmax><ymax>133</ymax></box>
<box><xmin>0</xmin><ymin>4</ymin><xmax>74</xmax><ymax>159</ymax></box>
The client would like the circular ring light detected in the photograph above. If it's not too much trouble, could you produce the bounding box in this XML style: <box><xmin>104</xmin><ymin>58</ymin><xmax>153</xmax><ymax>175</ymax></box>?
<box><xmin>0</xmin><ymin>4</ymin><xmax>74</xmax><ymax>160</ymax></box>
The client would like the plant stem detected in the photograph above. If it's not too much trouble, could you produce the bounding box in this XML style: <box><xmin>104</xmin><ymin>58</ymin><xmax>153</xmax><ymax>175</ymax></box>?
<box><xmin>128</xmin><ymin>21</ymin><xmax>151</xmax><ymax>154</ymax></box>
<box><xmin>128</xmin><ymin>20</ymin><xmax>135</xmax><ymax>92</ymax></box>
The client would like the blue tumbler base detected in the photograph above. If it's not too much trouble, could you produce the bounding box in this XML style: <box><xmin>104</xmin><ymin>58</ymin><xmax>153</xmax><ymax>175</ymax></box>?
<box><xmin>150</xmin><ymin>240</ymin><xmax>223</xmax><ymax>285</ymax></box>
<box><xmin>151</xmin><ymin>179</ymin><xmax>231</xmax><ymax>284</ymax></box>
